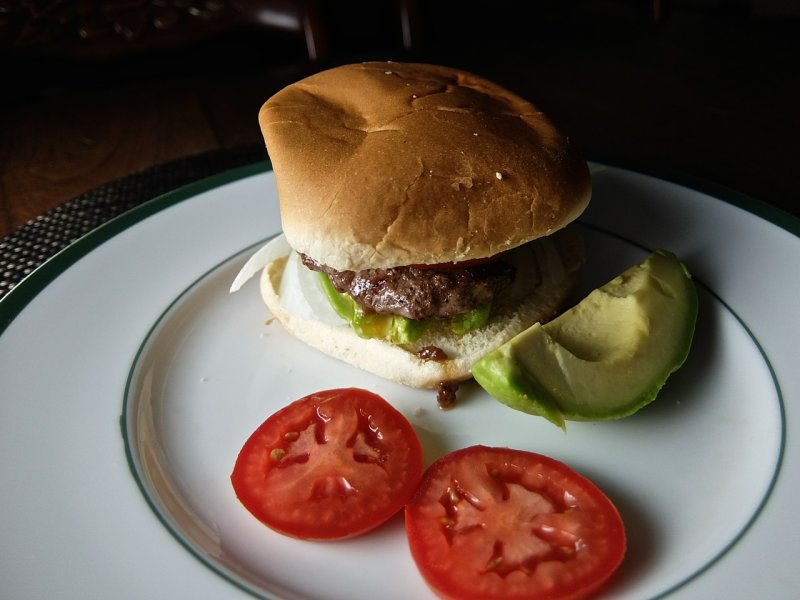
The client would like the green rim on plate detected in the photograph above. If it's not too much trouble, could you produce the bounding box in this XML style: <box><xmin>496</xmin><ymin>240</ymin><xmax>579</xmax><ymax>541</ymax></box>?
<box><xmin>0</xmin><ymin>161</ymin><xmax>269</xmax><ymax>336</ymax></box>
<box><xmin>2</xmin><ymin>157</ymin><xmax>797</xmax><ymax>339</ymax></box>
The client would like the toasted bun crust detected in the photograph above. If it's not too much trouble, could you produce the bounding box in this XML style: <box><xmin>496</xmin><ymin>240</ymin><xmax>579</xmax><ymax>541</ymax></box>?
<box><xmin>259</xmin><ymin>61</ymin><xmax>591</xmax><ymax>271</ymax></box>
<box><xmin>258</xmin><ymin>231</ymin><xmax>584</xmax><ymax>388</ymax></box>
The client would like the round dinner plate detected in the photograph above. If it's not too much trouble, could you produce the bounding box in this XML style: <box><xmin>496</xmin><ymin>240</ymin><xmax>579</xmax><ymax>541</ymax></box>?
<box><xmin>1</xmin><ymin>163</ymin><xmax>798</xmax><ymax>599</ymax></box>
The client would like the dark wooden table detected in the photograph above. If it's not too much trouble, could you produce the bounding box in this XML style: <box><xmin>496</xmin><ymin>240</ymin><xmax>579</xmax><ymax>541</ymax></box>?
<box><xmin>2</xmin><ymin>1</ymin><xmax>799</xmax><ymax>240</ymax></box>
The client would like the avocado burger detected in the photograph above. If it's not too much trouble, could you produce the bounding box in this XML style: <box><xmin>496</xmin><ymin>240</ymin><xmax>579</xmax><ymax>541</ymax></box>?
<box><xmin>231</xmin><ymin>61</ymin><xmax>591</xmax><ymax>397</ymax></box>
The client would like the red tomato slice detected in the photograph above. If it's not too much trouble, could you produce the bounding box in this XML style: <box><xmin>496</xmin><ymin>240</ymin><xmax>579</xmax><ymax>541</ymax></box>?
<box><xmin>405</xmin><ymin>446</ymin><xmax>626</xmax><ymax>600</ymax></box>
<box><xmin>231</xmin><ymin>388</ymin><xmax>423</xmax><ymax>540</ymax></box>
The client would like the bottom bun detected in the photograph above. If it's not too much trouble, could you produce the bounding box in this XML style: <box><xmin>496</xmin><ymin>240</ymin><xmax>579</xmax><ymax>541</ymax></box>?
<box><xmin>259</xmin><ymin>232</ymin><xmax>584</xmax><ymax>388</ymax></box>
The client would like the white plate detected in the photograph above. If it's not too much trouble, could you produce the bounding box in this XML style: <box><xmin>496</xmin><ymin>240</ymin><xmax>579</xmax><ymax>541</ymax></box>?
<box><xmin>1</xmin><ymin>163</ymin><xmax>798</xmax><ymax>599</ymax></box>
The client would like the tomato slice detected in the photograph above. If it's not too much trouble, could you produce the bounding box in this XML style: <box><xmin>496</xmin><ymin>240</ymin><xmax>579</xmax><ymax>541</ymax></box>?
<box><xmin>231</xmin><ymin>388</ymin><xmax>423</xmax><ymax>540</ymax></box>
<box><xmin>405</xmin><ymin>446</ymin><xmax>626</xmax><ymax>600</ymax></box>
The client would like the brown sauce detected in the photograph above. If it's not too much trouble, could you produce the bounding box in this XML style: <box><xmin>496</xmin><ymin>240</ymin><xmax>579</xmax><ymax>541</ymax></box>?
<box><xmin>436</xmin><ymin>381</ymin><xmax>459</xmax><ymax>409</ymax></box>
<box><xmin>416</xmin><ymin>345</ymin><xmax>449</xmax><ymax>361</ymax></box>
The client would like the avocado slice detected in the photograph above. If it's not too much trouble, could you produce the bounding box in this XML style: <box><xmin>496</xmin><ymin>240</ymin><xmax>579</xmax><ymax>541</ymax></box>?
<box><xmin>450</xmin><ymin>303</ymin><xmax>491</xmax><ymax>335</ymax></box>
<box><xmin>472</xmin><ymin>250</ymin><xmax>698</xmax><ymax>428</ymax></box>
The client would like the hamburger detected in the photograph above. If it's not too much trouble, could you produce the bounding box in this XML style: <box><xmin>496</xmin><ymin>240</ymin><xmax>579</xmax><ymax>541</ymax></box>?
<box><xmin>231</xmin><ymin>61</ymin><xmax>590</xmax><ymax>402</ymax></box>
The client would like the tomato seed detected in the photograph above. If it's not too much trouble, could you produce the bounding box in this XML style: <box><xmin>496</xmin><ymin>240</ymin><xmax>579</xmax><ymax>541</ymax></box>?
<box><xmin>485</xmin><ymin>556</ymin><xmax>504</xmax><ymax>571</ymax></box>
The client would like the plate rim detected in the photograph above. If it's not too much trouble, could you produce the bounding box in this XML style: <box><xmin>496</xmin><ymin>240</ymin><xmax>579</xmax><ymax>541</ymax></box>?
<box><xmin>585</xmin><ymin>157</ymin><xmax>800</xmax><ymax>239</ymax></box>
<box><xmin>2</xmin><ymin>159</ymin><xmax>798</xmax><ymax>334</ymax></box>
<box><xmin>0</xmin><ymin>161</ymin><xmax>269</xmax><ymax>336</ymax></box>
<box><xmin>1</xmin><ymin>159</ymin><xmax>798</xmax><ymax>599</ymax></box>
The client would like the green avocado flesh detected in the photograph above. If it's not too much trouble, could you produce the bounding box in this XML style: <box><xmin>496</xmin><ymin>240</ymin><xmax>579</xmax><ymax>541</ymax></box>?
<box><xmin>316</xmin><ymin>272</ymin><xmax>490</xmax><ymax>344</ymax></box>
<box><xmin>472</xmin><ymin>250</ymin><xmax>698</xmax><ymax>428</ymax></box>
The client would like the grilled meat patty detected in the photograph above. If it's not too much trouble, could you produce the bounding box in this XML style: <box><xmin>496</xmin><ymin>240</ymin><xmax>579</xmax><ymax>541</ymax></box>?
<box><xmin>301</xmin><ymin>254</ymin><xmax>515</xmax><ymax>321</ymax></box>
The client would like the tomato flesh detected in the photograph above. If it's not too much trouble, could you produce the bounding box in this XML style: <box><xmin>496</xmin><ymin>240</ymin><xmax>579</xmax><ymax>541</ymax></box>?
<box><xmin>231</xmin><ymin>388</ymin><xmax>423</xmax><ymax>540</ymax></box>
<box><xmin>405</xmin><ymin>446</ymin><xmax>626</xmax><ymax>600</ymax></box>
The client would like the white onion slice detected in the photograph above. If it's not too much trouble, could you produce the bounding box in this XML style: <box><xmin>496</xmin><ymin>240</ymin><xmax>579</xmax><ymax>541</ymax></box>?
<box><xmin>229</xmin><ymin>235</ymin><xmax>290</xmax><ymax>293</ymax></box>
<box><xmin>230</xmin><ymin>234</ymin><xmax>344</xmax><ymax>326</ymax></box>
<box><xmin>279</xmin><ymin>251</ymin><xmax>343</xmax><ymax>325</ymax></box>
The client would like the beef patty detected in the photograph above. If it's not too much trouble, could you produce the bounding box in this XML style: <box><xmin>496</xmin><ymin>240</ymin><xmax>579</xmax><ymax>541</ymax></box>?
<box><xmin>301</xmin><ymin>254</ymin><xmax>515</xmax><ymax>321</ymax></box>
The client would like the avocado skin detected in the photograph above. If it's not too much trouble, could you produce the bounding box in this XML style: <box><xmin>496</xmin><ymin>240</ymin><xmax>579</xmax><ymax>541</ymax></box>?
<box><xmin>473</xmin><ymin>250</ymin><xmax>698</xmax><ymax>426</ymax></box>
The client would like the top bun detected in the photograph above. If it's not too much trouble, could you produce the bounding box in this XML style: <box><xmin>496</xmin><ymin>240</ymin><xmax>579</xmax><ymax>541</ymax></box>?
<box><xmin>259</xmin><ymin>61</ymin><xmax>591</xmax><ymax>271</ymax></box>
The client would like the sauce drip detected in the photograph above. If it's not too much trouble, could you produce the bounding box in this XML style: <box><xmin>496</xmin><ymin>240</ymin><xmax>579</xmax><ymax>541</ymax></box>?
<box><xmin>436</xmin><ymin>381</ymin><xmax>459</xmax><ymax>410</ymax></box>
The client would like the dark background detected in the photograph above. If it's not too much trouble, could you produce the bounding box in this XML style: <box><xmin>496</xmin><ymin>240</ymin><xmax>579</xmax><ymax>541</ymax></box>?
<box><xmin>2</xmin><ymin>0</ymin><xmax>799</xmax><ymax>237</ymax></box>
